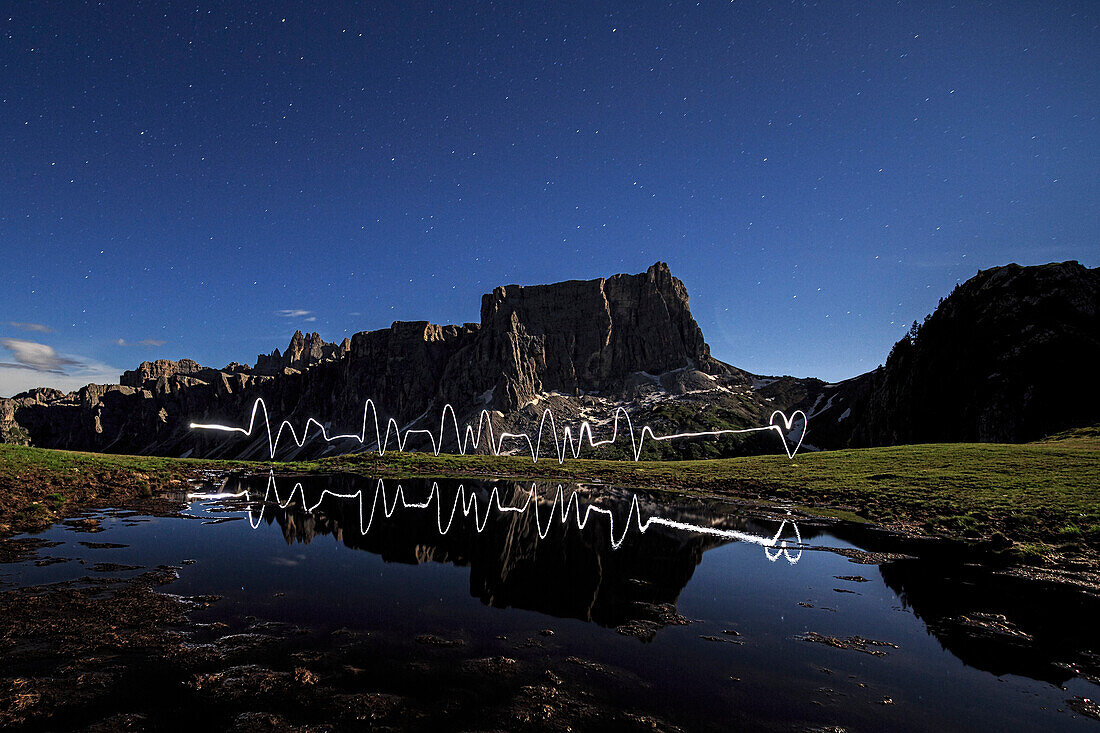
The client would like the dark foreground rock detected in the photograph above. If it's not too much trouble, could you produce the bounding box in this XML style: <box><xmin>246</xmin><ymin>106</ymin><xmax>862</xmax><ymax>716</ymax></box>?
<box><xmin>0</xmin><ymin>556</ymin><xmax>684</xmax><ymax>732</ymax></box>
<box><xmin>799</xmin><ymin>632</ymin><xmax>900</xmax><ymax>656</ymax></box>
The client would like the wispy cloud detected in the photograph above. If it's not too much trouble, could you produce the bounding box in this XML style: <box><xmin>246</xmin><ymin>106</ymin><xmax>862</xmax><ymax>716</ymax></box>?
<box><xmin>276</xmin><ymin>309</ymin><xmax>312</xmax><ymax>318</ymax></box>
<box><xmin>0</xmin><ymin>361</ymin><xmax>124</xmax><ymax>398</ymax></box>
<box><xmin>6</xmin><ymin>321</ymin><xmax>53</xmax><ymax>333</ymax></box>
<box><xmin>116</xmin><ymin>338</ymin><xmax>168</xmax><ymax>347</ymax></box>
<box><xmin>0</xmin><ymin>339</ymin><xmax>124</xmax><ymax>397</ymax></box>
<box><xmin>0</xmin><ymin>338</ymin><xmax>82</xmax><ymax>373</ymax></box>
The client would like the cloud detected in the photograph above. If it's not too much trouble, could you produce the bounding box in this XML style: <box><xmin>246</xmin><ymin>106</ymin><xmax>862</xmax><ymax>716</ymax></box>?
<box><xmin>116</xmin><ymin>338</ymin><xmax>168</xmax><ymax>347</ymax></box>
<box><xmin>0</xmin><ymin>361</ymin><xmax>124</xmax><ymax>398</ymax></box>
<box><xmin>6</xmin><ymin>321</ymin><xmax>53</xmax><ymax>333</ymax></box>
<box><xmin>0</xmin><ymin>338</ymin><xmax>82</xmax><ymax>373</ymax></box>
<box><xmin>276</xmin><ymin>309</ymin><xmax>312</xmax><ymax>318</ymax></box>
<box><xmin>304</xmin><ymin>316</ymin><xmax>317</xmax><ymax>322</ymax></box>
<box><xmin>0</xmin><ymin>339</ymin><xmax>124</xmax><ymax>397</ymax></box>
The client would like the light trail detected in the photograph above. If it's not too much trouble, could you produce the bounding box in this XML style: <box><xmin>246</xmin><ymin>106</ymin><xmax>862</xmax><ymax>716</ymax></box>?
<box><xmin>189</xmin><ymin>474</ymin><xmax>804</xmax><ymax>564</ymax></box>
<box><xmin>189</xmin><ymin>397</ymin><xmax>808</xmax><ymax>461</ymax></box>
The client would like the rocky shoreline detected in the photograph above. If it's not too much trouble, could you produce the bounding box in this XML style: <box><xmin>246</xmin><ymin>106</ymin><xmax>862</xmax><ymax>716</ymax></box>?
<box><xmin>0</xmin><ymin>561</ymin><xmax>691</xmax><ymax>731</ymax></box>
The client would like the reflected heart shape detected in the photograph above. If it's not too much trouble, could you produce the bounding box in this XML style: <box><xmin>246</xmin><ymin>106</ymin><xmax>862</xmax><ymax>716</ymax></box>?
<box><xmin>769</xmin><ymin>410</ymin><xmax>808</xmax><ymax>458</ymax></box>
<box><xmin>764</xmin><ymin>513</ymin><xmax>803</xmax><ymax>564</ymax></box>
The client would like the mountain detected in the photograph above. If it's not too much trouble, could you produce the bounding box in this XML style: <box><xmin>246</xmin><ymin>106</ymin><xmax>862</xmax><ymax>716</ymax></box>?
<box><xmin>783</xmin><ymin>260</ymin><xmax>1100</xmax><ymax>448</ymax></box>
<box><xmin>1</xmin><ymin>260</ymin><xmax>1096</xmax><ymax>458</ymax></box>
<box><xmin>0</xmin><ymin>263</ymin><xmax>782</xmax><ymax>459</ymax></box>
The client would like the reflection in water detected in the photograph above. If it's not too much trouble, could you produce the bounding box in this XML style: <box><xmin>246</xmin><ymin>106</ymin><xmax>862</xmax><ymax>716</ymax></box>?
<box><xmin>880</xmin><ymin>557</ymin><xmax>1100</xmax><ymax>685</ymax></box>
<box><xmin>196</xmin><ymin>472</ymin><xmax>802</xmax><ymax>558</ymax></box>
<box><xmin>184</xmin><ymin>473</ymin><xmax>1100</xmax><ymax>701</ymax></box>
<box><xmin>9</xmin><ymin>473</ymin><xmax>1094</xmax><ymax>730</ymax></box>
<box><xmin>191</xmin><ymin>474</ymin><xmax>803</xmax><ymax>633</ymax></box>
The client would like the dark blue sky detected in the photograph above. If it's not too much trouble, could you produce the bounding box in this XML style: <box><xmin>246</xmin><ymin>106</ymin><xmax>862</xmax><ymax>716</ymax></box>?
<box><xmin>2</xmin><ymin>1</ymin><xmax>1097</xmax><ymax>395</ymax></box>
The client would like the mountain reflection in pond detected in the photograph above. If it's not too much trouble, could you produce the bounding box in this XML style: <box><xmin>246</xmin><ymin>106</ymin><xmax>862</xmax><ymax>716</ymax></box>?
<box><xmin>206</xmin><ymin>474</ymin><xmax>803</xmax><ymax>636</ymax></box>
<box><xmin>11</xmin><ymin>472</ymin><xmax>1087</xmax><ymax>729</ymax></box>
<box><xmin>190</xmin><ymin>473</ymin><xmax>1098</xmax><ymax>711</ymax></box>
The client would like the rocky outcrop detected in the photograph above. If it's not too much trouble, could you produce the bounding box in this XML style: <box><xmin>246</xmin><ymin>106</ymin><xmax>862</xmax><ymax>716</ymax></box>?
<box><xmin>254</xmin><ymin>331</ymin><xmax>349</xmax><ymax>375</ymax></box>
<box><xmin>120</xmin><ymin>359</ymin><xmax>206</xmax><ymax>388</ymax></box>
<box><xmin>465</xmin><ymin>262</ymin><xmax>731</xmax><ymax>411</ymax></box>
<box><xmin>8</xmin><ymin>387</ymin><xmax>68</xmax><ymax>403</ymax></box>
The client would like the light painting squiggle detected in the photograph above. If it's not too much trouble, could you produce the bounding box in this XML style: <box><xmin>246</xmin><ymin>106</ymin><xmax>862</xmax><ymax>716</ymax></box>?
<box><xmin>189</xmin><ymin>474</ymin><xmax>804</xmax><ymax>564</ymax></box>
<box><xmin>189</xmin><ymin>397</ymin><xmax>808</xmax><ymax>461</ymax></box>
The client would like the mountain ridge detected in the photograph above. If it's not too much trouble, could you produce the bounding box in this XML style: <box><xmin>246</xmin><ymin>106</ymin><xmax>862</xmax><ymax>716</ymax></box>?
<box><xmin>1</xmin><ymin>260</ymin><xmax>1096</xmax><ymax>458</ymax></box>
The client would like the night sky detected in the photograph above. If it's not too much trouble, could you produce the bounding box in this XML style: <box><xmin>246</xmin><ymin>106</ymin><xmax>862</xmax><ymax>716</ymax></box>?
<box><xmin>2</xmin><ymin>1</ymin><xmax>1097</xmax><ymax>396</ymax></box>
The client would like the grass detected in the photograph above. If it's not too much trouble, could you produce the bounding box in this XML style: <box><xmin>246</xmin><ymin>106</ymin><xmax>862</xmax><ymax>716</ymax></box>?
<box><xmin>0</xmin><ymin>445</ymin><xmax>240</xmax><ymax>533</ymax></box>
<box><xmin>1</xmin><ymin>430</ymin><xmax>1097</xmax><ymax>557</ymax></box>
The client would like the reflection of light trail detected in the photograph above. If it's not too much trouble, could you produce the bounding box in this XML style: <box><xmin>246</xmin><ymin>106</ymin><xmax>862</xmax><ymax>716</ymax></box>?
<box><xmin>189</xmin><ymin>397</ymin><xmax>807</xmax><ymax>461</ymax></box>
<box><xmin>189</xmin><ymin>474</ymin><xmax>803</xmax><ymax>564</ymax></box>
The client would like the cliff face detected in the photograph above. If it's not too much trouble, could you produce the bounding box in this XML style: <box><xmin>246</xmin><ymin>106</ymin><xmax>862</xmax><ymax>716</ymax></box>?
<box><xmin>473</xmin><ymin>260</ymin><xmax>721</xmax><ymax>405</ymax></box>
<box><xmin>459</xmin><ymin>262</ymin><xmax>729</xmax><ymax>411</ymax></box>
<box><xmin>0</xmin><ymin>263</ymin><xmax>742</xmax><ymax>458</ymax></box>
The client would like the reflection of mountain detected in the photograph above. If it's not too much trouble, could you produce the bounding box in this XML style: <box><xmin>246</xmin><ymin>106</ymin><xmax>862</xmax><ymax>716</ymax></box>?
<box><xmin>879</xmin><ymin>556</ymin><xmax>1100</xmax><ymax>685</ymax></box>
<box><xmin>802</xmin><ymin>521</ymin><xmax>1100</xmax><ymax>686</ymax></box>
<box><xmin>223</xmin><ymin>475</ymin><xmax>796</xmax><ymax>635</ymax></box>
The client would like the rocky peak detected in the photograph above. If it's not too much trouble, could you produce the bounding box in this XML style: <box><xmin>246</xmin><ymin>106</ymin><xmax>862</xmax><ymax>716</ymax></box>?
<box><xmin>10</xmin><ymin>387</ymin><xmax>68</xmax><ymax>403</ymax></box>
<box><xmin>255</xmin><ymin>331</ymin><xmax>346</xmax><ymax>375</ymax></box>
<box><xmin>120</xmin><ymin>359</ymin><xmax>206</xmax><ymax>389</ymax></box>
<box><xmin>473</xmin><ymin>261</ymin><xmax>729</xmax><ymax>409</ymax></box>
<box><xmin>221</xmin><ymin>361</ymin><xmax>252</xmax><ymax>374</ymax></box>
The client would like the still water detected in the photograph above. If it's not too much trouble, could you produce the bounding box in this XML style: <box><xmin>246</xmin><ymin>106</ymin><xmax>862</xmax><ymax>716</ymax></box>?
<box><xmin>4</xmin><ymin>473</ymin><xmax>1097</xmax><ymax>731</ymax></box>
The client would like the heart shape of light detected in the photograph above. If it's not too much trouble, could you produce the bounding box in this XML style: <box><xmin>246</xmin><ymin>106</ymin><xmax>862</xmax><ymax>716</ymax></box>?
<box><xmin>769</xmin><ymin>409</ymin><xmax>808</xmax><ymax>459</ymax></box>
<box><xmin>764</xmin><ymin>513</ymin><xmax>803</xmax><ymax>564</ymax></box>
